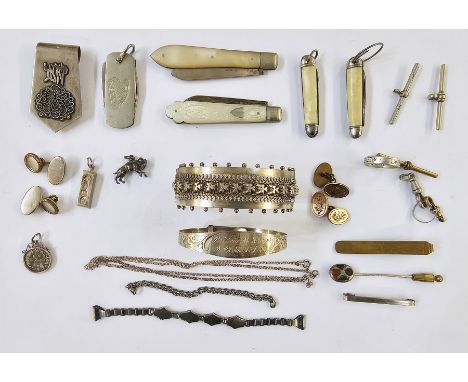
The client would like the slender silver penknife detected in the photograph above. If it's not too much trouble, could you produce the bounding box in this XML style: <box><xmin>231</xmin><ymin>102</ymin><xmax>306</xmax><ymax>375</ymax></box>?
<box><xmin>150</xmin><ymin>45</ymin><xmax>278</xmax><ymax>80</ymax></box>
<box><xmin>166</xmin><ymin>96</ymin><xmax>282</xmax><ymax>124</ymax></box>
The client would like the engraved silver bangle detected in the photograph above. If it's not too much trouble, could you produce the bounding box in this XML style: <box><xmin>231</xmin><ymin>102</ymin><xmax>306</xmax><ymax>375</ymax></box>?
<box><xmin>179</xmin><ymin>225</ymin><xmax>287</xmax><ymax>258</ymax></box>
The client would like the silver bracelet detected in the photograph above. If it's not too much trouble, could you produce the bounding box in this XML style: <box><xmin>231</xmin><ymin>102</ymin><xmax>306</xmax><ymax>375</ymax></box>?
<box><xmin>126</xmin><ymin>280</ymin><xmax>277</xmax><ymax>308</ymax></box>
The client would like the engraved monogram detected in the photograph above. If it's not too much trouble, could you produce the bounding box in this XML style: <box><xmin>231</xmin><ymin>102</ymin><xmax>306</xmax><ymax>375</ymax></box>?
<box><xmin>311</xmin><ymin>192</ymin><xmax>328</xmax><ymax>217</ymax></box>
<box><xmin>35</xmin><ymin>62</ymin><xmax>76</xmax><ymax>121</ymax></box>
<box><xmin>107</xmin><ymin>77</ymin><xmax>130</xmax><ymax>107</ymax></box>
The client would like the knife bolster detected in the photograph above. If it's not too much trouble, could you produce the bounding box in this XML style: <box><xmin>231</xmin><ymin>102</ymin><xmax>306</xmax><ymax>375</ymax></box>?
<box><xmin>260</xmin><ymin>53</ymin><xmax>278</xmax><ymax>70</ymax></box>
<box><xmin>266</xmin><ymin>106</ymin><xmax>282</xmax><ymax>122</ymax></box>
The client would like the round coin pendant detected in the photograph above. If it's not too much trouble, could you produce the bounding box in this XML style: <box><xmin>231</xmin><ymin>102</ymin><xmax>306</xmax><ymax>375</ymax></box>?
<box><xmin>328</xmin><ymin>207</ymin><xmax>349</xmax><ymax>225</ymax></box>
<box><xmin>22</xmin><ymin>233</ymin><xmax>52</xmax><ymax>273</ymax></box>
<box><xmin>323</xmin><ymin>182</ymin><xmax>350</xmax><ymax>198</ymax></box>
<box><xmin>311</xmin><ymin>191</ymin><xmax>329</xmax><ymax>217</ymax></box>
<box><xmin>313</xmin><ymin>162</ymin><xmax>333</xmax><ymax>188</ymax></box>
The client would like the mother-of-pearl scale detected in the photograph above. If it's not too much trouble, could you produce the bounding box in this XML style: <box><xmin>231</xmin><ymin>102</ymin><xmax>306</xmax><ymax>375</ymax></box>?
<box><xmin>301</xmin><ymin>64</ymin><xmax>319</xmax><ymax>126</ymax></box>
<box><xmin>346</xmin><ymin>66</ymin><xmax>364</xmax><ymax>127</ymax></box>
<box><xmin>21</xmin><ymin>186</ymin><xmax>42</xmax><ymax>215</ymax></box>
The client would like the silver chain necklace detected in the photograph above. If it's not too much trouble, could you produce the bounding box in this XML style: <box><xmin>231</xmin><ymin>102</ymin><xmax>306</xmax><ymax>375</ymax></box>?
<box><xmin>85</xmin><ymin>256</ymin><xmax>318</xmax><ymax>287</ymax></box>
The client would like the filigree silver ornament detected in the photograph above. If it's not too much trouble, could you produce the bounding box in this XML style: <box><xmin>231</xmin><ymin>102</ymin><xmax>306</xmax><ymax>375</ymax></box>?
<box><xmin>30</xmin><ymin>43</ymin><xmax>82</xmax><ymax>132</ymax></box>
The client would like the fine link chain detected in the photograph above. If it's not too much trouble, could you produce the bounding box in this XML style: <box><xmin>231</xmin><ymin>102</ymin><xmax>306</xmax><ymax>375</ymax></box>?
<box><xmin>93</xmin><ymin>305</ymin><xmax>305</xmax><ymax>330</ymax></box>
<box><xmin>85</xmin><ymin>256</ymin><xmax>319</xmax><ymax>287</ymax></box>
<box><xmin>126</xmin><ymin>280</ymin><xmax>277</xmax><ymax>308</ymax></box>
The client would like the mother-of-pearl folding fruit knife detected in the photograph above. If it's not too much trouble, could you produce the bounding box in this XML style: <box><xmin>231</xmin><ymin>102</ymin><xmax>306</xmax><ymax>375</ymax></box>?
<box><xmin>151</xmin><ymin>45</ymin><xmax>278</xmax><ymax>80</ymax></box>
<box><xmin>166</xmin><ymin>96</ymin><xmax>282</xmax><ymax>124</ymax></box>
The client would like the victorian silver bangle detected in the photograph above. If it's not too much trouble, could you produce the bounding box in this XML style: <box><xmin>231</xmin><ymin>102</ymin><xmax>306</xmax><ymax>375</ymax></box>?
<box><xmin>179</xmin><ymin>225</ymin><xmax>287</xmax><ymax>258</ymax></box>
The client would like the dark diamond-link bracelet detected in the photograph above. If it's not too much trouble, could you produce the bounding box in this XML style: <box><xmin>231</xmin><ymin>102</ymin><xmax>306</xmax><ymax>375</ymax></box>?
<box><xmin>93</xmin><ymin>305</ymin><xmax>305</xmax><ymax>330</ymax></box>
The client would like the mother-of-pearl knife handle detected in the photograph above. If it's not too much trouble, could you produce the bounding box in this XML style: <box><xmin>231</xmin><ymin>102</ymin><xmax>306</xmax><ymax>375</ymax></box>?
<box><xmin>346</xmin><ymin>59</ymin><xmax>365</xmax><ymax>139</ymax></box>
<box><xmin>301</xmin><ymin>53</ymin><xmax>319</xmax><ymax>137</ymax></box>
<box><xmin>166</xmin><ymin>101</ymin><xmax>282</xmax><ymax>124</ymax></box>
<box><xmin>151</xmin><ymin>45</ymin><xmax>277</xmax><ymax>70</ymax></box>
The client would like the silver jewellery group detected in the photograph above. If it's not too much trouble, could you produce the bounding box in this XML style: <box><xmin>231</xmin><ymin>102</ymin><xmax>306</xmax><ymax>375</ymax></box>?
<box><xmin>21</xmin><ymin>39</ymin><xmax>448</xmax><ymax>330</ymax></box>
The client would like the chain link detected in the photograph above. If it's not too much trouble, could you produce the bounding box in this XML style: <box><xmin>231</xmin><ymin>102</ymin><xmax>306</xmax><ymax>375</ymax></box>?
<box><xmin>126</xmin><ymin>280</ymin><xmax>277</xmax><ymax>307</ymax></box>
<box><xmin>85</xmin><ymin>256</ymin><xmax>318</xmax><ymax>287</ymax></box>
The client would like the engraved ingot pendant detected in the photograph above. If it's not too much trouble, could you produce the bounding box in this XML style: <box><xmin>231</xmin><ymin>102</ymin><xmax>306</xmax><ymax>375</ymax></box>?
<box><xmin>30</xmin><ymin>43</ymin><xmax>82</xmax><ymax>132</ymax></box>
<box><xmin>103</xmin><ymin>44</ymin><xmax>137</xmax><ymax>128</ymax></box>
<box><xmin>22</xmin><ymin>233</ymin><xmax>53</xmax><ymax>273</ymax></box>
<box><xmin>77</xmin><ymin>157</ymin><xmax>97</xmax><ymax>208</ymax></box>
<box><xmin>173</xmin><ymin>163</ymin><xmax>299</xmax><ymax>213</ymax></box>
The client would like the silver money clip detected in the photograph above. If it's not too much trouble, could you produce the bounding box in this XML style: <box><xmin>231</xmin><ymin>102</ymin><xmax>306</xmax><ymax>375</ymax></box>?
<box><xmin>102</xmin><ymin>44</ymin><xmax>137</xmax><ymax>128</ymax></box>
<box><xmin>343</xmin><ymin>293</ymin><xmax>415</xmax><ymax>306</ymax></box>
<box><xmin>30</xmin><ymin>42</ymin><xmax>82</xmax><ymax>132</ymax></box>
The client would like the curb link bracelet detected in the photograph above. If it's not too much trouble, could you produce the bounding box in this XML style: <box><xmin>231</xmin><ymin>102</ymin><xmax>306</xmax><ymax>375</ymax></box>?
<box><xmin>126</xmin><ymin>280</ymin><xmax>278</xmax><ymax>308</ymax></box>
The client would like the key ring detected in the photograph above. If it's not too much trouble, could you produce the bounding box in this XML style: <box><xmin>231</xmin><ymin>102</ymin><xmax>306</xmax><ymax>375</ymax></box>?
<box><xmin>412</xmin><ymin>203</ymin><xmax>436</xmax><ymax>223</ymax></box>
<box><xmin>351</xmin><ymin>42</ymin><xmax>384</xmax><ymax>64</ymax></box>
<box><xmin>116</xmin><ymin>44</ymin><xmax>135</xmax><ymax>63</ymax></box>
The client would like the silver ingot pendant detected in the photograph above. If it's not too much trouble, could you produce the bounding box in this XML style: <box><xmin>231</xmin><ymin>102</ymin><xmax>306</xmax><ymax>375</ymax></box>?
<box><xmin>22</xmin><ymin>233</ymin><xmax>53</xmax><ymax>273</ymax></box>
<box><xmin>30</xmin><ymin>43</ymin><xmax>82</xmax><ymax>132</ymax></box>
<box><xmin>103</xmin><ymin>44</ymin><xmax>137</xmax><ymax>128</ymax></box>
<box><xmin>77</xmin><ymin>157</ymin><xmax>97</xmax><ymax>208</ymax></box>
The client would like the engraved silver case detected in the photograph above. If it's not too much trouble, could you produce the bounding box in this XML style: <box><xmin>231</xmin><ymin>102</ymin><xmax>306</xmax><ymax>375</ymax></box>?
<box><xmin>103</xmin><ymin>52</ymin><xmax>137</xmax><ymax>128</ymax></box>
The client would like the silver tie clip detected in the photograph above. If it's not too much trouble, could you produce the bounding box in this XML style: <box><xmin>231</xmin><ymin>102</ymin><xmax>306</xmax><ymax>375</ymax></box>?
<box><xmin>165</xmin><ymin>96</ymin><xmax>282</xmax><ymax>124</ymax></box>
<box><xmin>301</xmin><ymin>50</ymin><xmax>320</xmax><ymax>137</ymax></box>
<box><xmin>390</xmin><ymin>63</ymin><xmax>420</xmax><ymax>124</ymax></box>
<box><xmin>346</xmin><ymin>42</ymin><xmax>384</xmax><ymax>138</ymax></box>
<box><xmin>343</xmin><ymin>293</ymin><xmax>415</xmax><ymax>307</ymax></box>
<box><xmin>102</xmin><ymin>44</ymin><xmax>138</xmax><ymax>129</ymax></box>
<box><xmin>428</xmin><ymin>64</ymin><xmax>447</xmax><ymax>130</ymax></box>
<box><xmin>150</xmin><ymin>45</ymin><xmax>278</xmax><ymax>80</ymax></box>
<box><xmin>30</xmin><ymin>43</ymin><xmax>82</xmax><ymax>132</ymax></box>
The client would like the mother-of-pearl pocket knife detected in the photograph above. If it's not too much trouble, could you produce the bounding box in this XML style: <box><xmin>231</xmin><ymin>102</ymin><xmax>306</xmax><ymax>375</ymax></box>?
<box><xmin>165</xmin><ymin>96</ymin><xmax>282</xmax><ymax>124</ymax></box>
<box><xmin>150</xmin><ymin>45</ymin><xmax>278</xmax><ymax>80</ymax></box>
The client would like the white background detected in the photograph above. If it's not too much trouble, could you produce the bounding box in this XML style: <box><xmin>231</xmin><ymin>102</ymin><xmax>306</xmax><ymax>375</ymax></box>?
<box><xmin>0</xmin><ymin>29</ymin><xmax>466</xmax><ymax>352</ymax></box>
